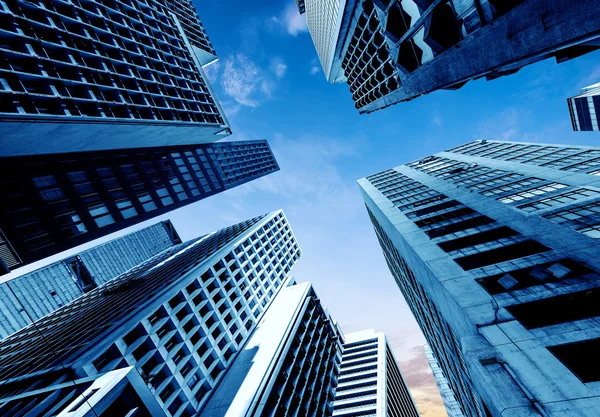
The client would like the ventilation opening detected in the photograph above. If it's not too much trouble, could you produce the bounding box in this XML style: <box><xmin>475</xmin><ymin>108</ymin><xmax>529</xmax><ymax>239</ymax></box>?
<box><xmin>507</xmin><ymin>287</ymin><xmax>600</xmax><ymax>329</ymax></box>
<box><xmin>549</xmin><ymin>338</ymin><xmax>600</xmax><ymax>383</ymax></box>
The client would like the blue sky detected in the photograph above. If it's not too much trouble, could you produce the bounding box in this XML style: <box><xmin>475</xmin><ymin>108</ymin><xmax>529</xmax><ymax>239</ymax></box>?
<box><xmin>184</xmin><ymin>1</ymin><xmax>600</xmax><ymax>415</ymax></box>
<box><xmin>5</xmin><ymin>1</ymin><xmax>599</xmax><ymax>415</ymax></box>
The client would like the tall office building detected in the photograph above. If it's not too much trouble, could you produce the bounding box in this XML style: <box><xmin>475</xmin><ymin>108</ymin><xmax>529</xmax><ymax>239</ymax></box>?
<box><xmin>298</xmin><ymin>0</ymin><xmax>600</xmax><ymax>113</ymax></box>
<box><xmin>0</xmin><ymin>220</ymin><xmax>181</xmax><ymax>339</ymax></box>
<box><xmin>200</xmin><ymin>282</ymin><xmax>343</xmax><ymax>417</ymax></box>
<box><xmin>424</xmin><ymin>344</ymin><xmax>464</xmax><ymax>417</ymax></box>
<box><xmin>333</xmin><ymin>329</ymin><xmax>420</xmax><ymax>417</ymax></box>
<box><xmin>0</xmin><ymin>0</ymin><xmax>231</xmax><ymax>156</ymax></box>
<box><xmin>0</xmin><ymin>210</ymin><xmax>302</xmax><ymax>417</ymax></box>
<box><xmin>568</xmin><ymin>82</ymin><xmax>600</xmax><ymax>131</ymax></box>
<box><xmin>0</xmin><ymin>140</ymin><xmax>279</xmax><ymax>274</ymax></box>
<box><xmin>359</xmin><ymin>140</ymin><xmax>600</xmax><ymax>416</ymax></box>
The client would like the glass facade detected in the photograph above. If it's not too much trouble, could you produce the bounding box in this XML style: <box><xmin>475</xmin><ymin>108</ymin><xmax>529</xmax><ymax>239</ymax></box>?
<box><xmin>567</xmin><ymin>83</ymin><xmax>600</xmax><ymax>131</ymax></box>
<box><xmin>0</xmin><ymin>140</ymin><xmax>279</xmax><ymax>273</ymax></box>
<box><xmin>359</xmin><ymin>140</ymin><xmax>600</xmax><ymax>416</ymax></box>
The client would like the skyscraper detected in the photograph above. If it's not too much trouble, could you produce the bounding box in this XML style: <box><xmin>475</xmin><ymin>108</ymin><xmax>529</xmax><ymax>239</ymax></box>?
<box><xmin>200</xmin><ymin>282</ymin><xmax>343</xmax><ymax>417</ymax></box>
<box><xmin>333</xmin><ymin>329</ymin><xmax>420</xmax><ymax>417</ymax></box>
<box><xmin>359</xmin><ymin>140</ymin><xmax>600</xmax><ymax>416</ymax></box>
<box><xmin>0</xmin><ymin>140</ymin><xmax>279</xmax><ymax>273</ymax></box>
<box><xmin>568</xmin><ymin>82</ymin><xmax>600</xmax><ymax>131</ymax></box>
<box><xmin>0</xmin><ymin>0</ymin><xmax>231</xmax><ymax>156</ymax></box>
<box><xmin>299</xmin><ymin>0</ymin><xmax>600</xmax><ymax>113</ymax></box>
<box><xmin>0</xmin><ymin>210</ymin><xmax>302</xmax><ymax>417</ymax></box>
<box><xmin>0</xmin><ymin>220</ymin><xmax>181</xmax><ymax>338</ymax></box>
<box><xmin>424</xmin><ymin>344</ymin><xmax>464</xmax><ymax>417</ymax></box>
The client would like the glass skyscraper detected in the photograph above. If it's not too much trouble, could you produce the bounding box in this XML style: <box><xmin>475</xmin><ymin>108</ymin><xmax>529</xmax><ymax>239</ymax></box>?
<box><xmin>299</xmin><ymin>0</ymin><xmax>600</xmax><ymax>113</ymax></box>
<box><xmin>424</xmin><ymin>344</ymin><xmax>464</xmax><ymax>417</ymax></box>
<box><xmin>0</xmin><ymin>210</ymin><xmax>302</xmax><ymax>417</ymax></box>
<box><xmin>359</xmin><ymin>140</ymin><xmax>600</xmax><ymax>416</ymax></box>
<box><xmin>0</xmin><ymin>220</ymin><xmax>181</xmax><ymax>338</ymax></box>
<box><xmin>0</xmin><ymin>140</ymin><xmax>279</xmax><ymax>274</ymax></box>
<box><xmin>333</xmin><ymin>329</ymin><xmax>420</xmax><ymax>417</ymax></box>
<box><xmin>568</xmin><ymin>82</ymin><xmax>600</xmax><ymax>131</ymax></box>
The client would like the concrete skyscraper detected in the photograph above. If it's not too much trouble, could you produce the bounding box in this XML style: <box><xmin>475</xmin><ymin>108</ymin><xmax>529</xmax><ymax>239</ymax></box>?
<box><xmin>0</xmin><ymin>1</ymin><xmax>281</xmax><ymax>274</ymax></box>
<box><xmin>333</xmin><ymin>329</ymin><xmax>420</xmax><ymax>417</ymax></box>
<box><xmin>0</xmin><ymin>220</ymin><xmax>181</xmax><ymax>339</ymax></box>
<box><xmin>568</xmin><ymin>82</ymin><xmax>600</xmax><ymax>131</ymax></box>
<box><xmin>0</xmin><ymin>0</ymin><xmax>230</xmax><ymax>156</ymax></box>
<box><xmin>297</xmin><ymin>0</ymin><xmax>600</xmax><ymax>113</ymax></box>
<box><xmin>359</xmin><ymin>140</ymin><xmax>600</xmax><ymax>416</ymax></box>
<box><xmin>0</xmin><ymin>210</ymin><xmax>303</xmax><ymax>416</ymax></box>
<box><xmin>0</xmin><ymin>140</ymin><xmax>279</xmax><ymax>274</ymax></box>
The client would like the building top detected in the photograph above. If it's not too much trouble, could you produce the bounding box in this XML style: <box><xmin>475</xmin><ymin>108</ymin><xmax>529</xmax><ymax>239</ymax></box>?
<box><xmin>295</xmin><ymin>0</ymin><xmax>306</xmax><ymax>14</ymax></box>
<box><xmin>579</xmin><ymin>82</ymin><xmax>600</xmax><ymax>95</ymax></box>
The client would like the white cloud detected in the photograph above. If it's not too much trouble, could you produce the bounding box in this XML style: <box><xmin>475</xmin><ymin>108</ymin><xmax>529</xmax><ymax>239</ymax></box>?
<box><xmin>202</xmin><ymin>61</ymin><xmax>220</xmax><ymax>84</ymax></box>
<box><xmin>282</xmin><ymin>3</ymin><xmax>308</xmax><ymax>36</ymax></box>
<box><xmin>273</xmin><ymin>62</ymin><xmax>288</xmax><ymax>79</ymax></box>
<box><xmin>310</xmin><ymin>66</ymin><xmax>320</xmax><ymax>75</ymax></box>
<box><xmin>221</xmin><ymin>54</ymin><xmax>279</xmax><ymax>108</ymax></box>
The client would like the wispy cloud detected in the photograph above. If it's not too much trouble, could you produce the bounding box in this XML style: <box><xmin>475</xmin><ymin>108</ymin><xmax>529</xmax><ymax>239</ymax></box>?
<box><xmin>220</xmin><ymin>54</ymin><xmax>279</xmax><ymax>108</ymax></box>
<box><xmin>281</xmin><ymin>3</ymin><xmax>308</xmax><ymax>36</ymax></box>
<box><xmin>310</xmin><ymin>66</ymin><xmax>320</xmax><ymax>75</ymax></box>
<box><xmin>477</xmin><ymin>108</ymin><xmax>521</xmax><ymax>141</ymax></box>
<box><xmin>270</xmin><ymin>58</ymin><xmax>288</xmax><ymax>80</ymax></box>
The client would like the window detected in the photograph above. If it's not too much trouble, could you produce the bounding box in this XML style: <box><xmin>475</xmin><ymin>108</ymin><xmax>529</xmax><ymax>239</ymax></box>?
<box><xmin>549</xmin><ymin>338</ymin><xmax>600</xmax><ymax>383</ymax></box>
<box><xmin>156</xmin><ymin>187</ymin><xmax>173</xmax><ymax>206</ymax></box>
<box><xmin>577</xmin><ymin>224</ymin><xmax>600</xmax><ymax>239</ymax></box>
<box><xmin>498</xmin><ymin>183</ymin><xmax>568</xmax><ymax>204</ymax></box>
<box><xmin>438</xmin><ymin>227</ymin><xmax>519</xmax><ymax>252</ymax></box>
<box><xmin>116</xmin><ymin>199</ymin><xmax>137</xmax><ymax>219</ymax></box>
<box><xmin>425</xmin><ymin>216</ymin><xmax>494</xmax><ymax>238</ymax></box>
<box><xmin>32</xmin><ymin>175</ymin><xmax>56</xmax><ymax>188</ymax></box>
<box><xmin>57</xmin><ymin>213</ymin><xmax>88</xmax><ymax>237</ymax></box>
<box><xmin>138</xmin><ymin>193</ymin><xmax>157</xmax><ymax>212</ymax></box>
<box><xmin>518</xmin><ymin>188</ymin><xmax>600</xmax><ymax>213</ymax></box>
<box><xmin>39</xmin><ymin>187</ymin><xmax>64</xmax><ymax>201</ymax></box>
<box><xmin>543</xmin><ymin>201</ymin><xmax>600</xmax><ymax>224</ymax></box>
<box><xmin>88</xmin><ymin>204</ymin><xmax>114</xmax><ymax>227</ymax></box>
<box><xmin>68</xmin><ymin>171</ymin><xmax>88</xmax><ymax>182</ymax></box>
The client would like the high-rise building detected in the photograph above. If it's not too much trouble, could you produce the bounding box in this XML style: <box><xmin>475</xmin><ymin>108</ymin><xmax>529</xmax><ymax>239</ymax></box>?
<box><xmin>0</xmin><ymin>220</ymin><xmax>181</xmax><ymax>339</ymax></box>
<box><xmin>0</xmin><ymin>0</ymin><xmax>231</xmax><ymax>156</ymax></box>
<box><xmin>0</xmin><ymin>140</ymin><xmax>279</xmax><ymax>273</ymax></box>
<box><xmin>568</xmin><ymin>82</ymin><xmax>600</xmax><ymax>131</ymax></box>
<box><xmin>424</xmin><ymin>344</ymin><xmax>464</xmax><ymax>417</ymax></box>
<box><xmin>200</xmin><ymin>281</ymin><xmax>343</xmax><ymax>417</ymax></box>
<box><xmin>359</xmin><ymin>140</ymin><xmax>600</xmax><ymax>416</ymax></box>
<box><xmin>0</xmin><ymin>210</ymin><xmax>302</xmax><ymax>417</ymax></box>
<box><xmin>299</xmin><ymin>0</ymin><xmax>600</xmax><ymax>113</ymax></box>
<box><xmin>333</xmin><ymin>329</ymin><xmax>420</xmax><ymax>417</ymax></box>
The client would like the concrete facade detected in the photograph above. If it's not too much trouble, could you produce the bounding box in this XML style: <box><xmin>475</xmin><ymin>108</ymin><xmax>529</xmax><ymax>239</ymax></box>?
<box><xmin>0</xmin><ymin>220</ymin><xmax>181</xmax><ymax>339</ymax></box>
<box><xmin>302</xmin><ymin>0</ymin><xmax>600</xmax><ymax>113</ymax></box>
<box><xmin>333</xmin><ymin>329</ymin><xmax>420</xmax><ymax>417</ymax></box>
<box><xmin>568</xmin><ymin>82</ymin><xmax>600</xmax><ymax>131</ymax></box>
<box><xmin>359</xmin><ymin>140</ymin><xmax>600</xmax><ymax>416</ymax></box>
<box><xmin>0</xmin><ymin>211</ymin><xmax>301</xmax><ymax>417</ymax></box>
<box><xmin>0</xmin><ymin>0</ymin><xmax>230</xmax><ymax>156</ymax></box>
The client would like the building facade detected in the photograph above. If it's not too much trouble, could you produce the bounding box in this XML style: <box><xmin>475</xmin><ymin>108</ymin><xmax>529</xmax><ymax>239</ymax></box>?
<box><xmin>359</xmin><ymin>140</ymin><xmax>600</xmax><ymax>416</ymax></box>
<box><xmin>0</xmin><ymin>0</ymin><xmax>231</xmax><ymax>156</ymax></box>
<box><xmin>0</xmin><ymin>220</ymin><xmax>181</xmax><ymax>339</ymax></box>
<box><xmin>200</xmin><ymin>282</ymin><xmax>343</xmax><ymax>417</ymax></box>
<box><xmin>333</xmin><ymin>329</ymin><xmax>420</xmax><ymax>417</ymax></box>
<box><xmin>568</xmin><ymin>83</ymin><xmax>600</xmax><ymax>131</ymax></box>
<box><xmin>424</xmin><ymin>344</ymin><xmax>464</xmax><ymax>417</ymax></box>
<box><xmin>0</xmin><ymin>140</ymin><xmax>278</xmax><ymax>273</ymax></box>
<box><xmin>300</xmin><ymin>0</ymin><xmax>600</xmax><ymax>113</ymax></box>
<box><xmin>0</xmin><ymin>210</ymin><xmax>302</xmax><ymax>417</ymax></box>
